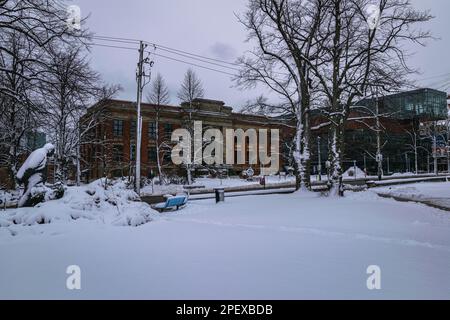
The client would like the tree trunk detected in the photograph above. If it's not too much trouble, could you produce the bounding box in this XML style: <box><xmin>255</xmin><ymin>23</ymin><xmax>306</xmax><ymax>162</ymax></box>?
<box><xmin>328</xmin><ymin>122</ymin><xmax>344</xmax><ymax>197</ymax></box>
<box><xmin>293</xmin><ymin>124</ymin><xmax>307</xmax><ymax>191</ymax></box>
<box><xmin>414</xmin><ymin>146</ymin><xmax>418</xmax><ymax>175</ymax></box>
<box><xmin>7</xmin><ymin>144</ymin><xmax>19</xmax><ymax>190</ymax></box>
<box><xmin>76</xmin><ymin>145</ymin><xmax>81</xmax><ymax>186</ymax></box>
<box><xmin>293</xmin><ymin>107</ymin><xmax>311</xmax><ymax>191</ymax></box>
<box><xmin>155</xmin><ymin>111</ymin><xmax>164</xmax><ymax>184</ymax></box>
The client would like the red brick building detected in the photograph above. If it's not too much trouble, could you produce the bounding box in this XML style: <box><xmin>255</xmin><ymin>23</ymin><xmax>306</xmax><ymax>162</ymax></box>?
<box><xmin>80</xmin><ymin>98</ymin><xmax>292</xmax><ymax>182</ymax></box>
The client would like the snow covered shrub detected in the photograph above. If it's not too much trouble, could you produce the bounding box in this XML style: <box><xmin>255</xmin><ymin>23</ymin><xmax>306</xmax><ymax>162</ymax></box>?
<box><xmin>343</xmin><ymin>184</ymin><xmax>367</xmax><ymax>192</ymax></box>
<box><xmin>343</xmin><ymin>167</ymin><xmax>366</xmax><ymax>179</ymax></box>
<box><xmin>24</xmin><ymin>183</ymin><xmax>65</xmax><ymax>207</ymax></box>
<box><xmin>167</xmin><ymin>175</ymin><xmax>188</xmax><ymax>185</ymax></box>
<box><xmin>0</xmin><ymin>178</ymin><xmax>156</xmax><ymax>228</ymax></box>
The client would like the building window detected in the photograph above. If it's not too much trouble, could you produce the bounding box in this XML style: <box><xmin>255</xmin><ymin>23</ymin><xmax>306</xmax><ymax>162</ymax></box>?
<box><xmin>130</xmin><ymin>120</ymin><xmax>136</xmax><ymax>140</ymax></box>
<box><xmin>148</xmin><ymin>122</ymin><xmax>157</xmax><ymax>140</ymax></box>
<box><xmin>113</xmin><ymin>145</ymin><xmax>124</xmax><ymax>162</ymax></box>
<box><xmin>164</xmin><ymin>123</ymin><xmax>173</xmax><ymax>136</ymax></box>
<box><xmin>148</xmin><ymin>147</ymin><xmax>157</xmax><ymax>163</ymax></box>
<box><xmin>113</xmin><ymin>120</ymin><xmax>124</xmax><ymax>137</ymax></box>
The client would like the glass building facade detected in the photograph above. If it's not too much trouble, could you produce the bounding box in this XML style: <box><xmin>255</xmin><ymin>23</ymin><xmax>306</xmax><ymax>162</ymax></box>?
<box><xmin>310</xmin><ymin>88</ymin><xmax>449</xmax><ymax>175</ymax></box>
<box><xmin>358</xmin><ymin>88</ymin><xmax>448</xmax><ymax>121</ymax></box>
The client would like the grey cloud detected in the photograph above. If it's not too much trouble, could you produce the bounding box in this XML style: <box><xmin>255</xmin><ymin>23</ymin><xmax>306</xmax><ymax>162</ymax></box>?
<box><xmin>209</xmin><ymin>42</ymin><xmax>238</xmax><ymax>61</ymax></box>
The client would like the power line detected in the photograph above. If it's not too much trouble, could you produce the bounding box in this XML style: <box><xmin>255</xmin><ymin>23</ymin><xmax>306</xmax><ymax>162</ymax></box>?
<box><xmin>149</xmin><ymin>52</ymin><xmax>237</xmax><ymax>77</ymax></box>
<box><xmin>90</xmin><ymin>39</ymin><xmax>450</xmax><ymax>86</ymax></box>
<box><xmin>91</xmin><ymin>35</ymin><xmax>142</xmax><ymax>44</ymax></box>
<box><xmin>90</xmin><ymin>42</ymin><xmax>237</xmax><ymax>77</ymax></box>
<box><xmin>90</xmin><ymin>35</ymin><xmax>294</xmax><ymax>78</ymax></box>
<box><xmin>92</xmin><ymin>36</ymin><xmax>139</xmax><ymax>46</ymax></box>
<box><xmin>436</xmin><ymin>80</ymin><xmax>450</xmax><ymax>91</ymax></box>
<box><xmin>93</xmin><ymin>35</ymin><xmax>241</xmax><ymax>72</ymax></box>
<box><xmin>155</xmin><ymin>47</ymin><xmax>242</xmax><ymax>72</ymax></box>
<box><xmin>94</xmin><ymin>34</ymin><xmax>240</xmax><ymax>67</ymax></box>
<box><xmin>144</xmin><ymin>41</ymin><xmax>240</xmax><ymax>67</ymax></box>
<box><xmin>424</xmin><ymin>76</ymin><xmax>450</xmax><ymax>90</ymax></box>
<box><xmin>415</xmin><ymin>71</ymin><xmax>450</xmax><ymax>82</ymax></box>
<box><xmin>90</xmin><ymin>43</ymin><xmax>137</xmax><ymax>52</ymax></box>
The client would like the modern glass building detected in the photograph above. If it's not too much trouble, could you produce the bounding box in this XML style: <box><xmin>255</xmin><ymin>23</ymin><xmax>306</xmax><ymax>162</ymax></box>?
<box><xmin>358</xmin><ymin>88</ymin><xmax>448</xmax><ymax>121</ymax></box>
<box><xmin>310</xmin><ymin>88</ymin><xmax>449</xmax><ymax>175</ymax></box>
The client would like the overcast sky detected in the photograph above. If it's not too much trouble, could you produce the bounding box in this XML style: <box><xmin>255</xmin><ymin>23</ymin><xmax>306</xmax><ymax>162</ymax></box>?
<box><xmin>73</xmin><ymin>0</ymin><xmax>450</xmax><ymax>108</ymax></box>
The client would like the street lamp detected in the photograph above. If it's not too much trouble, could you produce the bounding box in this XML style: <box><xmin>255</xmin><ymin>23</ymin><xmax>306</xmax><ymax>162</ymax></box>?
<box><xmin>317</xmin><ymin>136</ymin><xmax>322</xmax><ymax>182</ymax></box>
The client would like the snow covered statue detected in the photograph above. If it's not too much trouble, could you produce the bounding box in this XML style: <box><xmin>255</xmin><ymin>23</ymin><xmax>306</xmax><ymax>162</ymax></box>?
<box><xmin>16</xmin><ymin>143</ymin><xmax>64</xmax><ymax>207</ymax></box>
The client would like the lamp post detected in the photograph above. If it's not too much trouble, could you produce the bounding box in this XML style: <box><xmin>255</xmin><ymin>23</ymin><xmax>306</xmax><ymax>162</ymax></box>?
<box><xmin>387</xmin><ymin>156</ymin><xmax>390</xmax><ymax>175</ymax></box>
<box><xmin>375</xmin><ymin>93</ymin><xmax>383</xmax><ymax>181</ymax></box>
<box><xmin>433</xmin><ymin>135</ymin><xmax>438</xmax><ymax>176</ymax></box>
<box><xmin>317</xmin><ymin>136</ymin><xmax>322</xmax><ymax>182</ymax></box>
<box><xmin>363</xmin><ymin>154</ymin><xmax>367</xmax><ymax>177</ymax></box>
<box><xmin>405</xmin><ymin>153</ymin><xmax>409</xmax><ymax>173</ymax></box>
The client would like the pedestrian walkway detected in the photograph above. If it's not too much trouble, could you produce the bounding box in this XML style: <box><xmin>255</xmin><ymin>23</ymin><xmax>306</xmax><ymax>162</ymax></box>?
<box><xmin>377</xmin><ymin>193</ymin><xmax>450</xmax><ymax>212</ymax></box>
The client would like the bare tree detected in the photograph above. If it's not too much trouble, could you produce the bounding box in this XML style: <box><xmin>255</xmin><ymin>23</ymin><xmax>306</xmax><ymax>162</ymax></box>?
<box><xmin>177</xmin><ymin>68</ymin><xmax>205</xmax><ymax>185</ymax></box>
<box><xmin>39</xmin><ymin>43</ymin><xmax>119</xmax><ymax>184</ymax></box>
<box><xmin>177</xmin><ymin>68</ymin><xmax>204</xmax><ymax>104</ymax></box>
<box><xmin>0</xmin><ymin>0</ymin><xmax>95</xmax><ymax>189</ymax></box>
<box><xmin>420</xmin><ymin>120</ymin><xmax>449</xmax><ymax>175</ymax></box>
<box><xmin>236</xmin><ymin>0</ymin><xmax>329</xmax><ymax>191</ymax></box>
<box><xmin>75</xmin><ymin>86</ymin><xmax>121</xmax><ymax>185</ymax></box>
<box><xmin>404</xmin><ymin>121</ymin><xmax>423</xmax><ymax>175</ymax></box>
<box><xmin>88</xmin><ymin>128</ymin><xmax>116</xmax><ymax>190</ymax></box>
<box><xmin>0</xmin><ymin>31</ymin><xmax>44</xmax><ymax>189</ymax></box>
<box><xmin>0</xmin><ymin>0</ymin><xmax>89</xmax><ymax>99</ymax></box>
<box><xmin>146</xmin><ymin>73</ymin><xmax>170</xmax><ymax>183</ymax></box>
<box><xmin>303</xmin><ymin>0</ymin><xmax>432</xmax><ymax>196</ymax></box>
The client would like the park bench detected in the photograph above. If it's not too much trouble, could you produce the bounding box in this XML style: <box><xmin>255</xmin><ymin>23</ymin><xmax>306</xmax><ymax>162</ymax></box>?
<box><xmin>152</xmin><ymin>194</ymin><xmax>188</xmax><ymax>212</ymax></box>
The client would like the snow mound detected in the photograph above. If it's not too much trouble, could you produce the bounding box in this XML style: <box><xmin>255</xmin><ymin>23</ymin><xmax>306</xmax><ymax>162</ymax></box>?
<box><xmin>343</xmin><ymin>166</ymin><xmax>366</xmax><ymax>178</ymax></box>
<box><xmin>0</xmin><ymin>179</ymin><xmax>155</xmax><ymax>228</ymax></box>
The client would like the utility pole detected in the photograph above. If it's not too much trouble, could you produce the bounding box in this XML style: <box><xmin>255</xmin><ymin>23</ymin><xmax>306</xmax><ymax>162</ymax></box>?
<box><xmin>135</xmin><ymin>41</ymin><xmax>153</xmax><ymax>194</ymax></box>
<box><xmin>317</xmin><ymin>136</ymin><xmax>322</xmax><ymax>182</ymax></box>
<box><xmin>135</xmin><ymin>41</ymin><xmax>145</xmax><ymax>194</ymax></box>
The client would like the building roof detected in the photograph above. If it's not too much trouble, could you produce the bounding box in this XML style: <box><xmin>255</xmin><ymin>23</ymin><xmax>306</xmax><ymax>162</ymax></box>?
<box><xmin>86</xmin><ymin>98</ymin><xmax>291</xmax><ymax>126</ymax></box>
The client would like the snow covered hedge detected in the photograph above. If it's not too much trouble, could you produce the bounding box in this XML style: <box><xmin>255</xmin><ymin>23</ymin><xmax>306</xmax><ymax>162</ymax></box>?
<box><xmin>0</xmin><ymin>179</ymin><xmax>155</xmax><ymax>228</ymax></box>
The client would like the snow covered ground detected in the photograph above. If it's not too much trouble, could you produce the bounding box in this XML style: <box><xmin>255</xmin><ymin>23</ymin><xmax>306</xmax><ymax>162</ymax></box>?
<box><xmin>0</xmin><ymin>183</ymin><xmax>449</xmax><ymax>299</ymax></box>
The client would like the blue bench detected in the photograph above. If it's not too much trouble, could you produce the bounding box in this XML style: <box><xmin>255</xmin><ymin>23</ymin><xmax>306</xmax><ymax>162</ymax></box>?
<box><xmin>152</xmin><ymin>195</ymin><xmax>188</xmax><ymax>212</ymax></box>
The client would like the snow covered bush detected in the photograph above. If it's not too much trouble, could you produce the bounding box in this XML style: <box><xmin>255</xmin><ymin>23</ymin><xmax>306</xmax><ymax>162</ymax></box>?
<box><xmin>24</xmin><ymin>183</ymin><xmax>65</xmax><ymax>208</ymax></box>
<box><xmin>0</xmin><ymin>190</ymin><xmax>19</xmax><ymax>209</ymax></box>
<box><xmin>343</xmin><ymin>167</ymin><xmax>366</xmax><ymax>179</ymax></box>
<box><xmin>0</xmin><ymin>178</ymin><xmax>155</xmax><ymax>228</ymax></box>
